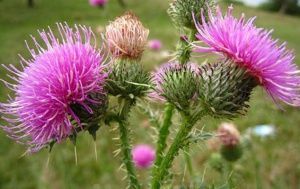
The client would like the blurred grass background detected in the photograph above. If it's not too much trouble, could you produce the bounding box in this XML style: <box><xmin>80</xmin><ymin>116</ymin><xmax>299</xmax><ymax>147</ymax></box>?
<box><xmin>0</xmin><ymin>0</ymin><xmax>300</xmax><ymax>188</ymax></box>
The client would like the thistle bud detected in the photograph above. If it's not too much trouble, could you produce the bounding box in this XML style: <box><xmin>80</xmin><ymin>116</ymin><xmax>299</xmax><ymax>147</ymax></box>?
<box><xmin>198</xmin><ymin>61</ymin><xmax>258</xmax><ymax>119</ymax></box>
<box><xmin>217</xmin><ymin>122</ymin><xmax>243</xmax><ymax>162</ymax></box>
<box><xmin>220</xmin><ymin>144</ymin><xmax>243</xmax><ymax>162</ymax></box>
<box><xmin>167</xmin><ymin>0</ymin><xmax>215</xmax><ymax>30</ymax></box>
<box><xmin>105</xmin><ymin>12</ymin><xmax>149</xmax><ymax>60</ymax></box>
<box><xmin>151</xmin><ymin>62</ymin><xmax>200</xmax><ymax>110</ymax></box>
<box><xmin>105</xmin><ymin>60</ymin><xmax>151</xmax><ymax>99</ymax></box>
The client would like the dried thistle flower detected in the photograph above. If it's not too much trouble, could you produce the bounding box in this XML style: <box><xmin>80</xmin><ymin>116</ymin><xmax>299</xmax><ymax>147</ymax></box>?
<box><xmin>217</xmin><ymin>122</ymin><xmax>240</xmax><ymax>147</ymax></box>
<box><xmin>106</xmin><ymin>12</ymin><xmax>149</xmax><ymax>60</ymax></box>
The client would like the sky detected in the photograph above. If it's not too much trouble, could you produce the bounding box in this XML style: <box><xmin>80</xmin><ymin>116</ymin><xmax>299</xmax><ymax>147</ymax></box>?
<box><xmin>241</xmin><ymin>0</ymin><xmax>268</xmax><ymax>6</ymax></box>
<box><xmin>241</xmin><ymin>0</ymin><xmax>300</xmax><ymax>6</ymax></box>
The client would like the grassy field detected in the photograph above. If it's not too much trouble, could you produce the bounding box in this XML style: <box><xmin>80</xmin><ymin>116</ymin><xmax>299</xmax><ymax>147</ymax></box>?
<box><xmin>0</xmin><ymin>0</ymin><xmax>300</xmax><ymax>188</ymax></box>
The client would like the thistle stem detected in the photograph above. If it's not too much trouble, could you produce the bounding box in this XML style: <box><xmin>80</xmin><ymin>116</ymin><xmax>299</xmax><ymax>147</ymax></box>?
<box><xmin>151</xmin><ymin>103</ymin><xmax>174</xmax><ymax>185</ymax></box>
<box><xmin>117</xmin><ymin>99</ymin><xmax>141</xmax><ymax>189</ymax></box>
<box><xmin>151</xmin><ymin>114</ymin><xmax>192</xmax><ymax>188</ymax></box>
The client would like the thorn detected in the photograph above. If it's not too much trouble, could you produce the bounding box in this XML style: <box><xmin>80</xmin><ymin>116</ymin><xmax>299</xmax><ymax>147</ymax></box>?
<box><xmin>94</xmin><ymin>140</ymin><xmax>98</xmax><ymax>161</ymax></box>
<box><xmin>74</xmin><ymin>146</ymin><xmax>78</xmax><ymax>165</ymax></box>
<box><xmin>46</xmin><ymin>152</ymin><xmax>51</xmax><ymax>169</ymax></box>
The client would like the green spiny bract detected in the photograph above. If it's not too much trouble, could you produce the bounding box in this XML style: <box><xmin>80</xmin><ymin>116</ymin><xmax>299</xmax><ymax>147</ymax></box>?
<box><xmin>70</xmin><ymin>92</ymin><xmax>108</xmax><ymax>133</ymax></box>
<box><xmin>106</xmin><ymin>60</ymin><xmax>151</xmax><ymax>99</ymax></box>
<box><xmin>220</xmin><ymin>144</ymin><xmax>243</xmax><ymax>162</ymax></box>
<box><xmin>198</xmin><ymin>61</ymin><xmax>258</xmax><ymax>119</ymax></box>
<box><xmin>161</xmin><ymin>65</ymin><xmax>199</xmax><ymax>111</ymax></box>
<box><xmin>167</xmin><ymin>0</ymin><xmax>215</xmax><ymax>30</ymax></box>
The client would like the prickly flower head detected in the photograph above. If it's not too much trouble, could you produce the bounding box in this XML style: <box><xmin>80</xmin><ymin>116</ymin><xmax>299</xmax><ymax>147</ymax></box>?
<box><xmin>168</xmin><ymin>0</ymin><xmax>215</xmax><ymax>29</ymax></box>
<box><xmin>0</xmin><ymin>23</ymin><xmax>107</xmax><ymax>152</ymax></box>
<box><xmin>195</xmin><ymin>6</ymin><xmax>300</xmax><ymax>106</ymax></box>
<box><xmin>151</xmin><ymin>62</ymin><xmax>200</xmax><ymax>110</ymax></box>
<box><xmin>105</xmin><ymin>12</ymin><xmax>149</xmax><ymax>60</ymax></box>
<box><xmin>105</xmin><ymin>60</ymin><xmax>151</xmax><ymax>99</ymax></box>
<box><xmin>198</xmin><ymin>61</ymin><xmax>258</xmax><ymax>119</ymax></box>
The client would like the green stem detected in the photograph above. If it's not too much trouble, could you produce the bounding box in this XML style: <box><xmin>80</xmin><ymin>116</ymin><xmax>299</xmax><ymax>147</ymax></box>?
<box><xmin>151</xmin><ymin>114</ymin><xmax>196</xmax><ymax>189</ymax></box>
<box><xmin>177</xmin><ymin>29</ymin><xmax>197</xmax><ymax>65</ymax></box>
<box><xmin>151</xmin><ymin>103</ymin><xmax>174</xmax><ymax>185</ymax></box>
<box><xmin>117</xmin><ymin>99</ymin><xmax>141</xmax><ymax>189</ymax></box>
<box><xmin>184</xmin><ymin>147</ymin><xmax>194</xmax><ymax>180</ymax></box>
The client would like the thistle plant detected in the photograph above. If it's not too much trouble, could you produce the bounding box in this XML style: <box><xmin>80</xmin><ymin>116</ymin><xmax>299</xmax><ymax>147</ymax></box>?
<box><xmin>1</xmin><ymin>1</ymin><xmax>300</xmax><ymax>189</ymax></box>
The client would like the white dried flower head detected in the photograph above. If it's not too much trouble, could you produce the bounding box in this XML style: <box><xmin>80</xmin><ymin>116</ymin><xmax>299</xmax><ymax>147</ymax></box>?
<box><xmin>105</xmin><ymin>12</ymin><xmax>149</xmax><ymax>60</ymax></box>
<box><xmin>217</xmin><ymin>122</ymin><xmax>240</xmax><ymax>146</ymax></box>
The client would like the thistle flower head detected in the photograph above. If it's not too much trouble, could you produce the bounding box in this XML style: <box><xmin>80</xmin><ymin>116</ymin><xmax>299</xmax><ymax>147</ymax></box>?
<box><xmin>0</xmin><ymin>23</ymin><xmax>107</xmax><ymax>152</ymax></box>
<box><xmin>194</xmin><ymin>6</ymin><xmax>300</xmax><ymax>106</ymax></box>
<box><xmin>168</xmin><ymin>0</ymin><xmax>215</xmax><ymax>30</ymax></box>
<box><xmin>198</xmin><ymin>61</ymin><xmax>258</xmax><ymax>119</ymax></box>
<box><xmin>217</xmin><ymin>122</ymin><xmax>240</xmax><ymax>146</ymax></box>
<box><xmin>132</xmin><ymin>144</ymin><xmax>155</xmax><ymax>168</ymax></box>
<box><xmin>148</xmin><ymin>39</ymin><xmax>162</xmax><ymax>51</ymax></box>
<box><xmin>151</xmin><ymin>62</ymin><xmax>200</xmax><ymax>110</ymax></box>
<box><xmin>105</xmin><ymin>60</ymin><xmax>151</xmax><ymax>99</ymax></box>
<box><xmin>89</xmin><ymin>0</ymin><xmax>108</xmax><ymax>7</ymax></box>
<box><xmin>105</xmin><ymin>12</ymin><xmax>149</xmax><ymax>60</ymax></box>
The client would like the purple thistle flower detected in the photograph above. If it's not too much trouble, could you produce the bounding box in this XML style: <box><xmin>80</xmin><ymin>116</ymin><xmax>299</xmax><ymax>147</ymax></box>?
<box><xmin>89</xmin><ymin>0</ymin><xmax>108</xmax><ymax>7</ymax></box>
<box><xmin>194</xmin><ymin>6</ymin><xmax>300</xmax><ymax>106</ymax></box>
<box><xmin>0</xmin><ymin>23</ymin><xmax>107</xmax><ymax>152</ymax></box>
<box><xmin>132</xmin><ymin>144</ymin><xmax>155</xmax><ymax>169</ymax></box>
<box><xmin>148</xmin><ymin>39</ymin><xmax>162</xmax><ymax>51</ymax></box>
<box><xmin>150</xmin><ymin>62</ymin><xmax>200</xmax><ymax>101</ymax></box>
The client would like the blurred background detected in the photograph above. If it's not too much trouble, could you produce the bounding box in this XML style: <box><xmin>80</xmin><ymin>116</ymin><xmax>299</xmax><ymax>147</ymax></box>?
<box><xmin>0</xmin><ymin>0</ymin><xmax>300</xmax><ymax>188</ymax></box>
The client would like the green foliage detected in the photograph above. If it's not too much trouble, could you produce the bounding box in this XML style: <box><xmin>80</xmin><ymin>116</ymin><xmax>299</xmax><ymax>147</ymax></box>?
<box><xmin>260</xmin><ymin>0</ymin><xmax>300</xmax><ymax>15</ymax></box>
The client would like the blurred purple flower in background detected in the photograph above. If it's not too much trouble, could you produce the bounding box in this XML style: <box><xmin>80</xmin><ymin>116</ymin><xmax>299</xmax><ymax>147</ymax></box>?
<box><xmin>132</xmin><ymin>144</ymin><xmax>155</xmax><ymax>168</ymax></box>
<box><xmin>148</xmin><ymin>39</ymin><xmax>162</xmax><ymax>51</ymax></box>
<box><xmin>194</xmin><ymin>6</ymin><xmax>300</xmax><ymax>106</ymax></box>
<box><xmin>89</xmin><ymin>0</ymin><xmax>108</xmax><ymax>7</ymax></box>
<box><xmin>0</xmin><ymin>23</ymin><xmax>107</xmax><ymax>152</ymax></box>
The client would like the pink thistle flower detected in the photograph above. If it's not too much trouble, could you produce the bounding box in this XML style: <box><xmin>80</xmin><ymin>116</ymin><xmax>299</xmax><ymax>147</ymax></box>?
<box><xmin>0</xmin><ymin>23</ymin><xmax>107</xmax><ymax>152</ymax></box>
<box><xmin>194</xmin><ymin>6</ymin><xmax>300</xmax><ymax>106</ymax></box>
<box><xmin>148</xmin><ymin>39</ymin><xmax>162</xmax><ymax>51</ymax></box>
<box><xmin>89</xmin><ymin>0</ymin><xmax>108</xmax><ymax>7</ymax></box>
<box><xmin>132</xmin><ymin>144</ymin><xmax>155</xmax><ymax>169</ymax></box>
<box><xmin>150</xmin><ymin>62</ymin><xmax>200</xmax><ymax>101</ymax></box>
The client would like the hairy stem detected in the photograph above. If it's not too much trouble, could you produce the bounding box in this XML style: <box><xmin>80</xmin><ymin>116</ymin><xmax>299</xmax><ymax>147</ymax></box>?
<box><xmin>151</xmin><ymin>114</ymin><xmax>193</xmax><ymax>189</ymax></box>
<box><xmin>117</xmin><ymin>99</ymin><xmax>141</xmax><ymax>189</ymax></box>
<box><xmin>151</xmin><ymin>103</ymin><xmax>175</xmax><ymax>185</ymax></box>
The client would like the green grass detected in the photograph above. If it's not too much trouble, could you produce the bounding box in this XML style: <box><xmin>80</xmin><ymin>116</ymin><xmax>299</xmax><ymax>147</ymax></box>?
<box><xmin>0</xmin><ymin>0</ymin><xmax>300</xmax><ymax>188</ymax></box>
